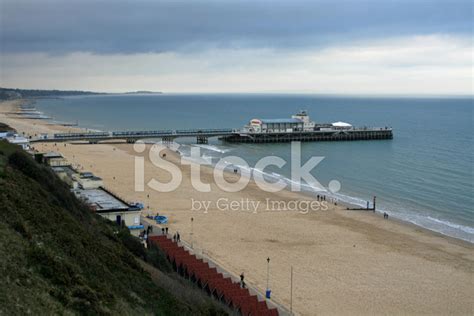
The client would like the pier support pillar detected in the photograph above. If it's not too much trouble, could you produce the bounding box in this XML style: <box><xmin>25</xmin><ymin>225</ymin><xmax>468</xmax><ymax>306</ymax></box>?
<box><xmin>196</xmin><ymin>136</ymin><xmax>208</xmax><ymax>144</ymax></box>
<box><xmin>162</xmin><ymin>137</ymin><xmax>173</xmax><ymax>144</ymax></box>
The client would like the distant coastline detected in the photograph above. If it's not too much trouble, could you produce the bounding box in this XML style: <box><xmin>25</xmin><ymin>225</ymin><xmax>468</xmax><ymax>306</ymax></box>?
<box><xmin>0</xmin><ymin>87</ymin><xmax>163</xmax><ymax>101</ymax></box>
<box><xmin>123</xmin><ymin>91</ymin><xmax>163</xmax><ymax>95</ymax></box>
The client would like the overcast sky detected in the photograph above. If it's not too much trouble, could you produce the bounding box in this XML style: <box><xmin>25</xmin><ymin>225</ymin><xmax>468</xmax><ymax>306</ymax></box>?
<box><xmin>1</xmin><ymin>0</ymin><xmax>472</xmax><ymax>94</ymax></box>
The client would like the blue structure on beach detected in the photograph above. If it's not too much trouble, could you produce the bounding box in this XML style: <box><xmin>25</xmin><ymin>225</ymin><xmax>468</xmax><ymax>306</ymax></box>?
<box><xmin>155</xmin><ymin>215</ymin><xmax>168</xmax><ymax>224</ymax></box>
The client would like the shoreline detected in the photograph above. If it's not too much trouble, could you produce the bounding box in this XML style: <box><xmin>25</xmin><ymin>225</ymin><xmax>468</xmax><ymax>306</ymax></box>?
<box><xmin>172</xmin><ymin>142</ymin><xmax>474</xmax><ymax>247</ymax></box>
<box><xmin>2</xmin><ymin>99</ymin><xmax>473</xmax><ymax>315</ymax></box>
<box><xmin>31</xmin><ymin>97</ymin><xmax>473</xmax><ymax>243</ymax></box>
<box><xmin>166</xmin><ymin>141</ymin><xmax>474</xmax><ymax>244</ymax></box>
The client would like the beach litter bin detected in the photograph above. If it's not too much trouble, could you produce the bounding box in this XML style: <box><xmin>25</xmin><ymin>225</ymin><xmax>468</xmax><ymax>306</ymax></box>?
<box><xmin>265</xmin><ymin>289</ymin><xmax>271</xmax><ymax>299</ymax></box>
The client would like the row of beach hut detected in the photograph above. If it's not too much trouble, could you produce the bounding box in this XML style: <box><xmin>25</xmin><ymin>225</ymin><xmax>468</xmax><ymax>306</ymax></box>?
<box><xmin>148</xmin><ymin>235</ymin><xmax>279</xmax><ymax>316</ymax></box>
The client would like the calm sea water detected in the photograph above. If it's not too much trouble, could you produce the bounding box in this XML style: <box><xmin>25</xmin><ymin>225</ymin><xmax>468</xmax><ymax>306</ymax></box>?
<box><xmin>36</xmin><ymin>94</ymin><xmax>473</xmax><ymax>242</ymax></box>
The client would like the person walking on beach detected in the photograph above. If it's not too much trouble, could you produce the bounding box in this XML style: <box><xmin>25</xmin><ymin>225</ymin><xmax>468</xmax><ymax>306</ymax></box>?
<box><xmin>165</xmin><ymin>227</ymin><xmax>169</xmax><ymax>234</ymax></box>
<box><xmin>240</xmin><ymin>272</ymin><xmax>246</xmax><ymax>288</ymax></box>
<box><xmin>177</xmin><ymin>232</ymin><xmax>181</xmax><ymax>242</ymax></box>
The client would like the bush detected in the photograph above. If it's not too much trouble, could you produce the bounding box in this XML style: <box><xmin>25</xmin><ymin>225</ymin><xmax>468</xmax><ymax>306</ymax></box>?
<box><xmin>145</xmin><ymin>245</ymin><xmax>174</xmax><ymax>273</ymax></box>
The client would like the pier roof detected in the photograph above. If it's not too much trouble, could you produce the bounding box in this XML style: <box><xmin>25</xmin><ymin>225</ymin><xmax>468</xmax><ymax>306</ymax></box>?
<box><xmin>260</xmin><ymin>118</ymin><xmax>302</xmax><ymax>124</ymax></box>
<box><xmin>332</xmin><ymin>121</ymin><xmax>352</xmax><ymax>127</ymax></box>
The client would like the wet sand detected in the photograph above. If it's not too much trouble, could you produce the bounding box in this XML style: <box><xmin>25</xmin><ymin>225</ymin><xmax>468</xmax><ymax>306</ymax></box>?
<box><xmin>2</xmin><ymin>99</ymin><xmax>473</xmax><ymax>315</ymax></box>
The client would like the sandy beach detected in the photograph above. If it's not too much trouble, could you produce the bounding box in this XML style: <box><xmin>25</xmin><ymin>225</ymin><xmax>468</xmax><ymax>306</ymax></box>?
<box><xmin>2</xmin><ymin>99</ymin><xmax>473</xmax><ymax>315</ymax></box>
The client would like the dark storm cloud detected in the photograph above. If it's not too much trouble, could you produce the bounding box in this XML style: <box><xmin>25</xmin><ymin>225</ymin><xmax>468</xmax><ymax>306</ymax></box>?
<box><xmin>1</xmin><ymin>0</ymin><xmax>472</xmax><ymax>54</ymax></box>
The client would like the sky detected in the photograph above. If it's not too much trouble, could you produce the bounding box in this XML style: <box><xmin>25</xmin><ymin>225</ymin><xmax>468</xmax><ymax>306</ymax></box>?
<box><xmin>0</xmin><ymin>0</ymin><xmax>472</xmax><ymax>94</ymax></box>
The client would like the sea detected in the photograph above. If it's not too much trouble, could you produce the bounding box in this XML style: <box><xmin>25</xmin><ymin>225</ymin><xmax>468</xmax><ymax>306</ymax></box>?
<box><xmin>35</xmin><ymin>94</ymin><xmax>474</xmax><ymax>242</ymax></box>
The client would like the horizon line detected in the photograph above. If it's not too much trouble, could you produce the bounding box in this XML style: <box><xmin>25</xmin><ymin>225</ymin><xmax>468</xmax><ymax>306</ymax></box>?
<box><xmin>2</xmin><ymin>87</ymin><xmax>473</xmax><ymax>98</ymax></box>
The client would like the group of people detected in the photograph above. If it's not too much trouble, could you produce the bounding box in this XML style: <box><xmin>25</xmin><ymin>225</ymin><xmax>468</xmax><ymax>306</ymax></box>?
<box><xmin>139</xmin><ymin>225</ymin><xmax>155</xmax><ymax>241</ymax></box>
<box><xmin>140</xmin><ymin>224</ymin><xmax>183</xmax><ymax>248</ymax></box>
<box><xmin>172</xmin><ymin>231</ymin><xmax>181</xmax><ymax>242</ymax></box>
<box><xmin>316</xmin><ymin>194</ymin><xmax>338</xmax><ymax>205</ymax></box>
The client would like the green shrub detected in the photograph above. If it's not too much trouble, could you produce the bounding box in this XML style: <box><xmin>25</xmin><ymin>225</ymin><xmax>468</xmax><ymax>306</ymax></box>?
<box><xmin>146</xmin><ymin>245</ymin><xmax>173</xmax><ymax>273</ymax></box>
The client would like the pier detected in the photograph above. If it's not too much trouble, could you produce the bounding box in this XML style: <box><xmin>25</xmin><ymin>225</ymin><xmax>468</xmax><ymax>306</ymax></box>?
<box><xmin>28</xmin><ymin>111</ymin><xmax>393</xmax><ymax>144</ymax></box>
<box><xmin>30</xmin><ymin>127</ymin><xmax>393</xmax><ymax>144</ymax></box>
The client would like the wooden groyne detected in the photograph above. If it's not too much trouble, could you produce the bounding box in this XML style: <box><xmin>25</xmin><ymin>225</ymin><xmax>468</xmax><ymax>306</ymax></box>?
<box><xmin>346</xmin><ymin>196</ymin><xmax>377</xmax><ymax>211</ymax></box>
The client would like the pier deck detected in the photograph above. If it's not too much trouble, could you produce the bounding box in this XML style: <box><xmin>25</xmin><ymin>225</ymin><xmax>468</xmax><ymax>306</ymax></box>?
<box><xmin>30</xmin><ymin>127</ymin><xmax>392</xmax><ymax>144</ymax></box>
<box><xmin>31</xmin><ymin>129</ymin><xmax>234</xmax><ymax>144</ymax></box>
<box><xmin>221</xmin><ymin>128</ymin><xmax>393</xmax><ymax>143</ymax></box>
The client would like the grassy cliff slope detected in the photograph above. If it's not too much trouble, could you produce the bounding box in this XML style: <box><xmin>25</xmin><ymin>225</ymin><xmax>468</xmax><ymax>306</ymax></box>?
<box><xmin>0</xmin><ymin>140</ymin><xmax>223</xmax><ymax>315</ymax></box>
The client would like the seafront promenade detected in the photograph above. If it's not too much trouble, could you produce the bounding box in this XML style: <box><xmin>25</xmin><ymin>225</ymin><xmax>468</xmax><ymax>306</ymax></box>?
<box><xmin>143</xmin><ymin>218</ymin><xmax>291</xmax><ymax>315</ymax></box>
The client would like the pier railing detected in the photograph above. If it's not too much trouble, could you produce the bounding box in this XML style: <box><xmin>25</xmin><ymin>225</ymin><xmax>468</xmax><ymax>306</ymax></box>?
<box><xmin>34</xmin><ymin>128</ymin><xmax>235</xmax><ymax>143</ymax></box>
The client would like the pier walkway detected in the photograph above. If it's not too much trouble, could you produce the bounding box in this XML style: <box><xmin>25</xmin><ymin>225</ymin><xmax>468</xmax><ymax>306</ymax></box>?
<box><xmin>31</xmin><ymin>128</ymin><xmax>234</xmax><ymax>144</ymax></box>
<box><xmin>30</xmin><ymin>127</ymin><xmax>393</xmax><ymax>144</ymax></box>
